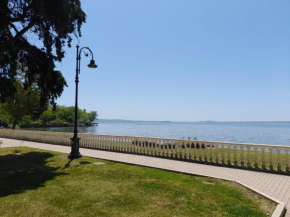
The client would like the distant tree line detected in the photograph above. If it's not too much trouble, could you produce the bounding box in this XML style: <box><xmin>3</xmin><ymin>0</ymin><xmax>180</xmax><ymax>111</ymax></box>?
<box><xmin>0</xmin><ymin>103</ymin><xmax>97</xmax><ymax>129</ymax></box>
<box><xmin>0</xmin><ymin>79</ymin><xmax>97</xmax><ymax>129</ymax></box>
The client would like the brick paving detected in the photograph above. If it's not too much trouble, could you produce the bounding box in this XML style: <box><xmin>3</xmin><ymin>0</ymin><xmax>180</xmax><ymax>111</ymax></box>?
<box><xmin>1</xmin><ymin>138</ymin><xmax>289</xmax><ymax>216</ymax></box>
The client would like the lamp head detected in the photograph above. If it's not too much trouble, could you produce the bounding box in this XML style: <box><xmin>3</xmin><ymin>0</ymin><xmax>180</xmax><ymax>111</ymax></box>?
<box><xmin>87</xmin><ymin>59</ymin><xmax>98</xmax><ymax>68</ymax></box>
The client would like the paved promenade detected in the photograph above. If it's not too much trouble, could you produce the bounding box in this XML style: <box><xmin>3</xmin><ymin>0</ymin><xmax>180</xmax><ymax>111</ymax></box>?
<box><xmin>1</xmin><ymin>138</ymin><xmax>289</xmax><ymax>217</ymax></box>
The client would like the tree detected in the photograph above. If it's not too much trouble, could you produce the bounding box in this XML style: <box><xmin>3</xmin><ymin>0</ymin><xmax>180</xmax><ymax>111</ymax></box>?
<box><xmin>31</xmin><ymin>101</ymin><xmax>48</xmax><ymax>121</ymax></box>
<box><xmin>88</xmin><ymin>111</ymin><xmax>97</xmax><ymax>123</ymax></box>
<box><xmin>0</xmin><ymin>0</ymin><xmax>86</xmax><ymax>106</ymax></box>
<box><xmin>0</xmin><ymin>103</ymin><xmax>10</xmax><ymax>127</ymax></box>
<box><xmin>40</xmin><ymin>106</ymin><xmax>97</xmax><ymax>127</ymax></box>
<box><xmin>3</xmin><ymin>81</ymin><xmax>41</xmax><ymax>129</ymax></box>
<box><xmin>40</xmin><ymin>109</ymin><xmax>56</xmax><ymax>126</ymax></box>
<box><xmin>57</xmin><ymin>106</ymin><xmax>75</xmax><ymax>123</ymax></box>
<box><xmin>79</xmin><ymin>110</ymin><xmax>97</xmax><ymax>126</ymax></box>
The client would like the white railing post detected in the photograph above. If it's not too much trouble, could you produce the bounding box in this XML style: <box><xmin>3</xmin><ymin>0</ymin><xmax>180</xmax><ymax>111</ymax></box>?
<box><xmin>233</xmin><ymin>146</ymin><xmax>238</xmax><ymax>166</ymax></box>
<box><xmin>161</xmin><ymin>140</ymin><xmax>164</xmax><ymax>157</ymax></box>
<box><xmin>141</xmin><ymin>138</ymin><xmax>146</xmax><ymax>155</ymax></box>
<box><xmin>269</xmin><ymin>148</ymin><xmax>274</xmax><ymax>170</ymax></box>
<box><xmin>179</xmin><ymin>141</ymin><xmax>182</xmax><ymax>159</ymax></box>
<box><xmin>139</xmin><ymin>138</ymin><xmax>142</xmax><ymax>154</ymax></box>
<box><xmin>153</xmin><ymin>139</ymin><xmax>157</xmax><ymax>156</ymax></box>
<box><xmin>175</xmin><ymin>141</ymin><xmax>179</xmax><ymax>158</ymax></box>
<box><xmin>150</xmin><ymin>139</ymin><xmax>153</xmax><ymax>156</ymax></box>
<box><xmin>128</xmin><ymin>138</ymin><xmax>132</xmax><ymax>152</ymax></box>
<box><xmin>247</xmin><ymin>146</ymin><xmax>251</xmax><ymax>168</ymax></box>
<box><xmin>119</xmin><ymin>137</ymin><xmax>122</xmax><ymax>152</ymax></box>
<box><xmin>105</xmin><ymin>136</ymin><xmax>108</xmax><ymax>150</ymax></box>
<box><xmin>101</xmin><ymin>136</ymin><xmax>105</xmax><ymax>149</ymax></box>
<box><xmin>101</xmin><ymin>136</ymin><xmax>104</xmax><ymax>149</ymax></box>
<box><xmin>146</xmin><ymin>139</ymin><xmax>149</xmax><ymax>155</ymax></box>
<box><xmin>132</xmin><ymin>138</ymin><xmax>136</xmax><ymax>153</ymax></box>
<box><xmin>221</xmin><ymin>144</ymin><xmax>225</xmax><ymax>164</ymax></box>
<box><xmin>113</xmin><ymin>137</ymin><xmax>116</xmax><ymax>151</ymax></box>
<box><xmin>198</xmin><ymin>143</ymin><xmax>202</xmax><ymax>161</ymax></box>
<box><xmin>189</xmin><ymin>142</ymin><xmax>192</xmax><ymax>160</ymax></box>
<box><xmin>254</xmin><ymin>147</ymin><xmax>259</xmax><ymax>168</ymax></box>
<box><xmin>215</xmin><ymin>144</ymin><xmax>219</xmax><ymax>164</ymax></box>
<box><xmin>240</xmin><ymin>147</ymin><xmax>244</xmax><ymax>167</ymax></box>
<box><xmin>108</xmin><ymin>136</ymin><xmax>111</xmax><ymax>150</ymax></box>
<box><xmin>209</xmin><ymin>144</ymin><xmax>213</xmax><ymax>163</ymax></box>
<box><xmin>166</xmin><ymin>140</ymin><xmax>170</xmax><ymax>157</ymax></box>
<box><xmin>277</xmin><ymin>148</ymin><xmax>281</xmax><ymax>171</ymax></box>
<box><xmin>204</xmin><ymin>143</ymin><xmax>208</xmax><ymax>162</ymax></box>
<box><xmin>169</xmin><ymin>140</ymin><xmax>173</xmax><ymax>158</ymax></box>
<box><xmin>261</xmin><ymin>147</ymin><xmax>266</xmax><ymax>169</ymax></box>
<box><xmin>158</xmin><ymin>139</ymin><xmax>161</xmax><ymax>156</ymax></box>
<box><xmin>124</xmin><ymin>138</ymin><xmax>127</xmax><ymax>152</ymax></box>
<box><xmin>118</xmin><ymin>137</ymin><xmax>121</xmax><ymax>151</ymax></box>
<box><xmin>99</xmin><ymin>136</ymin><xmax>102</xmax><ymax>149</ymax></box>
<box><xmin>227</xmin><ymin>145</ymin><xmax>231</xmax><ymax>165</ymax></box>
<box><xmin>184</xmin><ymin>141</ymin><xmax>187</xmax><ymax>159</ymax></box>
<box><xmin>104</xmin><ymin>137</ymin><xmax>107</xmax><ymax>150</ymax></box>
<box><xmin>193</xmin><ymin>142</ymin><xmax>197</xmax><ymax>161</ymax></box>
<box><xmin>286</xmin><ymin>149</ymin><xmax>289</xmax><ymax>172</ymax></box>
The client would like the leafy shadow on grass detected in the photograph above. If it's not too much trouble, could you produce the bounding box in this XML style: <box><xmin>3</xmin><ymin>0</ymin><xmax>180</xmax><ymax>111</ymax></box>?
<box><xmin>0</xmin><ymin>152</ymin><xmax>67</xmax><ymax>197</ymax></box>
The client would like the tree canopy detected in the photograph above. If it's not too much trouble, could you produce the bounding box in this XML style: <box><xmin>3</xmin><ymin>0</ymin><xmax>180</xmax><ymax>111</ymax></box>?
<box><xmin>0</xmin><ymin>0</ymin><xmax>86</xmax><ymax>106</ymax></box>
<box><xmin>0</xmin><ymin>99</ymin><xmax>98</xmax><ymax>129</ymax></box>
<box><xmin>2</xmin><ymin>80</ymin><xmax>42</xmax><ymax>129</ymax></box>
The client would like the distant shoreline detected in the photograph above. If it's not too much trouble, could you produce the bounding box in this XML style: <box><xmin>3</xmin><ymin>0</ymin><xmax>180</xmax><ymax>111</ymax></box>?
<box><xmin>98</xmin><ymin>119</ymin><xmax>290</xmax><ymax>124</ymax></box>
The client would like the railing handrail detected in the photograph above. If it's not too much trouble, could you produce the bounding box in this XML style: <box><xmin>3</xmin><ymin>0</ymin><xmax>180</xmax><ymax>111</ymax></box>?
<box><xmin>1</xmin><ymin>128</ymin><xmax>290</xmax><ymax>174</ymax></box>
<box><xmin>82</xmin><ymin>134</ymin><xmax>290</xmax><ymax>149</ymax></box>
<box><xmin>1</xmin><ymin>129</ymin><xmax>289</xmax><ymax>149</ymax></box>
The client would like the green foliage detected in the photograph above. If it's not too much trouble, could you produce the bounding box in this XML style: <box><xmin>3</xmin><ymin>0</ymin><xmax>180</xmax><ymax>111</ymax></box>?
<box><xmin>0</xmin><ymin>104</ymin><xmax>10</xmax><ymax>127</ymax></box>
<box><xmin>39</xmin><ymin>110</ymin><xmax>56</xmax><ymax>125</ymax></box>
<box><xmin>0</xmin><ymin>0</ymin><xmax>86</xmax><ymax>106</ymax></box>
<box><xmin>19</xmin><ymin>115</ymin><xmax>43</xmax><ymax>128</ymax></box>
<box><xmin>19</xmin><ymin>115</ymin><xmax>32</xmax><ymax>127</ymax></box>
<box><xmin>19</xmin><ymin>105</ymin><xmax>98</xmax><ymax>128</ymax></box>
<box><xmin>0</xmin><ymin>81</ymin><xmax>97</xmax><ymax>128</ymax></box>
<box><xmin>0</xmin><ymin>103</ymin><xmax>98</xmax><ymax>129</ymax></box>
<box><xmin>78</xmin><ymin>109</ymin><xmax>98</xmax><ymax>126</ymax></box>
<box><xmin>46</xmin><ymin>119</ymin><xmax>70</xmax><ymax>127</ymax></box>
<box><xmin>56</xmin><ymin>106</ymin><xmax>75</xmax><ymax>123</ymax></box>
<box><xmin>31</xmin><ymin>102</ymin><xmax>49</xmax><ymax>121</ymax></box>
<box><xmin>3</xmin><ymin>80</ymin><xmax>41</xmax><ymax>129</ymax></box>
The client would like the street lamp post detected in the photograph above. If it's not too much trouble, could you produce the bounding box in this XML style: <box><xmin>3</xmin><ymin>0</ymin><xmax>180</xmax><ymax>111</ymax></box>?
<box><xmin>68</xmin><ymin>45</ymin><xmax>98</xmax><ymax>159</ymax></box>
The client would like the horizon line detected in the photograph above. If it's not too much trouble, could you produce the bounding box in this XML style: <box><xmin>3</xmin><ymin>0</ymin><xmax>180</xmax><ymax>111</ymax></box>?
<box><xmin>97</xmin><ymin>119</ymin><xmax>290</xmax><ymax>123</ymax></box>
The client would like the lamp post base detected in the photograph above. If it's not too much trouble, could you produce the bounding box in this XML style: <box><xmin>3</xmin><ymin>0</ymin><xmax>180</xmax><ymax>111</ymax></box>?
<box><xmin>68</xmin><ymin>137</ymin><xmax>82</xmax><ymax>159</ymax></box>
<box><xmin>68</xmin><ymin>152</ymin><xmax>82</xmax><ymax>159</ymax></box>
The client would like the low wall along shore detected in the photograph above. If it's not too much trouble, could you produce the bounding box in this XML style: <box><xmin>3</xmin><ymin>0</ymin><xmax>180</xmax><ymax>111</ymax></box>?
<box><xmin>0</xmin><ymin>129</ymin><xmax>289</xmax><ymax>175</ymax></box>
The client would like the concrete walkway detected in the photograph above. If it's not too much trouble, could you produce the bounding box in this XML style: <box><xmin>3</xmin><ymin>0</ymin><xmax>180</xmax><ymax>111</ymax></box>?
<box><xmin>1</xmin><ymin>138</ymin><xmax>289</xmax><ymax>217</ymax></box>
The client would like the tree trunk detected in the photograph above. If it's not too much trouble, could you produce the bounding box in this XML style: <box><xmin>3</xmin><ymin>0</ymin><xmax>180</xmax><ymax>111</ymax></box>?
<box><xmin>12</xmin><ymin>119</ymin><xmax>17</xmax><ymax>129</ymax></box>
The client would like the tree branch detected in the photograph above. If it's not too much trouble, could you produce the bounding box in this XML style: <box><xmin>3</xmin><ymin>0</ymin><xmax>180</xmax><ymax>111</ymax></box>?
<box><xmin>9</xmin><ymin>2</ymin><xmax>32</xmax><ymax>22</ymax></box>
<box><xmin>10</xmin><ymin>22</ymin><xmax>35</xmax><ymax>44</ymax></box>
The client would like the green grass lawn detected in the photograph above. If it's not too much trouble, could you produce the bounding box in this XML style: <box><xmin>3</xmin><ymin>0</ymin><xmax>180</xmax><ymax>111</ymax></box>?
<box><xmin>0</xmin><ymin>147</ymin><xmax>275</xmax><ymax>217</ymax></box>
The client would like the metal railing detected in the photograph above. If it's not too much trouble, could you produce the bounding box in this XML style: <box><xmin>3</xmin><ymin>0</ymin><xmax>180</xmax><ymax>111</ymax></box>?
<box><xmin>0</xmin><ymin>129</ymin><xmax>289</xmax><ymax>174</ymax></box>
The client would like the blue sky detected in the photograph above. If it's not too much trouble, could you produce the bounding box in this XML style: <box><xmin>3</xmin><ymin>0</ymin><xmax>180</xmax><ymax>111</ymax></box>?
<box><xmin>56</xmin><ymin>0</ymin><xmax>290</xmax><ymax>122</ymax></box>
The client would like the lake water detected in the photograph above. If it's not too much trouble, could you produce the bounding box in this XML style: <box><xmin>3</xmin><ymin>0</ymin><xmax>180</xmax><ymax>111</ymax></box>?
<box><xmin>24</xmin><ymin>120</ymin><xmax>290</xmax><ymax>146</ymax></box>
